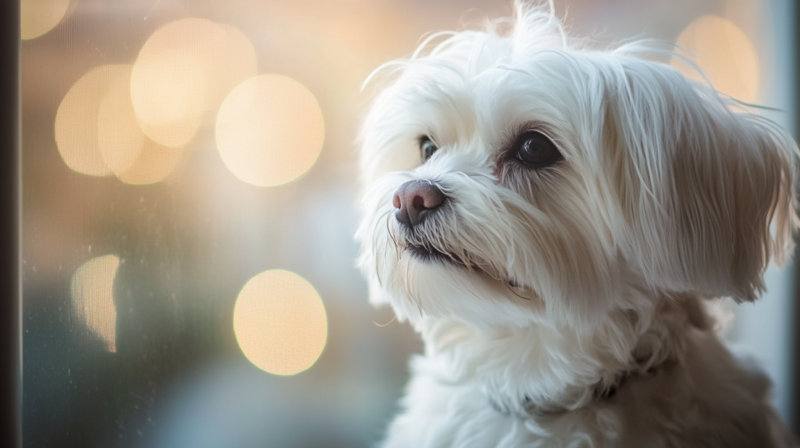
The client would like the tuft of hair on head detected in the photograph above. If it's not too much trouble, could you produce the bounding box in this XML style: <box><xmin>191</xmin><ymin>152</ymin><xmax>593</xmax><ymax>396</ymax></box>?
<box><xmin>512</xmin><ymin>0</ymin><xmax>568</xmax><ymax>52</ymax></box>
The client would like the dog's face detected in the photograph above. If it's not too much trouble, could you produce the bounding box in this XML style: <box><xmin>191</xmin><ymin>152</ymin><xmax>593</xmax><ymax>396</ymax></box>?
<box><xmin>356</xmin><ymin>8</ymin><xmax>796</xmax><ymax>331</ymax></box>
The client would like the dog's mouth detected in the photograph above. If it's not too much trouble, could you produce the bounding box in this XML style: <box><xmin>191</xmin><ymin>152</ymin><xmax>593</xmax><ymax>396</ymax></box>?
<box><xmin>405</xmin><ymin>244</ymin><xmax>463</xmax><ymax>265</ymax></box>
<box><xmin>404</xmin><ymin>243</ymin><xmax>524</xmax><ymax>288</ymax></box>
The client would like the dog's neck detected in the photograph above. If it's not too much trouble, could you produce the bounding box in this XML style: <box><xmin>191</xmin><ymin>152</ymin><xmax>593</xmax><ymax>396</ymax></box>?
<box><xmin>413</xmin><ymin>293</ymin><xmax>706</xmax><ymax>416</ymax></box>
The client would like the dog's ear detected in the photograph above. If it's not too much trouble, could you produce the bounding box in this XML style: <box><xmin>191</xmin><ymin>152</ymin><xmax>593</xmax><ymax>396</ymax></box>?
<box><xmin>604</xmin><ymin>59</ymin><xmax>797</xmax><ymax>302</ymax></box>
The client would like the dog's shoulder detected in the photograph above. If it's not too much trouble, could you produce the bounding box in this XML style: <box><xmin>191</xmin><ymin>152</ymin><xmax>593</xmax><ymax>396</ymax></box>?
<box><xmin>610</xmin><ymin>326</ymin><xmax>794</xmax><ymax>448</ymax></box>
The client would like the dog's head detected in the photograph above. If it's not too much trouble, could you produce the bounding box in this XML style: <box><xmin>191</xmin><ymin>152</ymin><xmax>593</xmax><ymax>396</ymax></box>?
<box><xmin>356</xmin><ymin>5</ymin><xmax>797</xmax><ymax>331</ymax></box>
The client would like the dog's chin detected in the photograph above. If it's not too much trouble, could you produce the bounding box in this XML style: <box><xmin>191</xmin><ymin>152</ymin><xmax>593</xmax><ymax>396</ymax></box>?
<box><xmin>388</xmin><ymin>246</ymin><xmax>544</xmax><ymax>327</ymax></box>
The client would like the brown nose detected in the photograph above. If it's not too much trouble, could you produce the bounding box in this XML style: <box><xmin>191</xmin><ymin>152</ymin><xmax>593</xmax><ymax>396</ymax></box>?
<box><xmin>393</xmin><ymin>180</ymin><xmax>446</xmax><ymax>228</ymax></box>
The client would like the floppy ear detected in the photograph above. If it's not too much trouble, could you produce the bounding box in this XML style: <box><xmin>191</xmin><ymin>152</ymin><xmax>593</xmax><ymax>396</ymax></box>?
<box><xmin>604</xmin><ymin>58</ymin><xmax>797</xmax><ymax>302</ymax></box>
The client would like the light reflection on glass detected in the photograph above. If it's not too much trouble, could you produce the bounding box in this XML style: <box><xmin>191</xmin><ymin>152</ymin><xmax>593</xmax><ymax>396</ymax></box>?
<box><xmin>71</xmin><ymin>255</ymin><xmax>120</xmax><ymax>352</ymax></box>
<box><xmin>233</xmin><ymin>270</ymin><xmax>327</xmax><ymax>376</ymax></box>
<box><xmin>216</xmin><ymin>75</ymin><xmax>325</xmax><ymax>187</ymax></box>
<box><xmin>671</xmin><ymin>15</ymin><xmax>760</xmax><ymax>103</ymax></box>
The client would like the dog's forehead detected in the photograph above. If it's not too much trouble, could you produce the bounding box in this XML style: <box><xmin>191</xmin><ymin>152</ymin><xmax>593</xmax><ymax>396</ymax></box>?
<box><xmin>387</xmin><ymin>50</ymin><xmax>589</xmax><ymax>144</ymax></box>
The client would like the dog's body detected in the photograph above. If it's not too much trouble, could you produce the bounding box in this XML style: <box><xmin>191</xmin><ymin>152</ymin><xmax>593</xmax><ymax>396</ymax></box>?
<box><xmin>379</xmin><ymin>301</ymin><xmax>794</xmax><ymax>447</ymax></box>
<box><xmin>357</xmin><ymin>4</ymin><xmax>798</xmax><ymax>447</ymax></box>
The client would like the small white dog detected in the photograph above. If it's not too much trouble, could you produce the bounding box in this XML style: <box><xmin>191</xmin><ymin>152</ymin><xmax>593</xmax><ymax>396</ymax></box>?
<box><xmin>356</xmin><ymin>3</ymin><xmax>799</xmax><ymax>447</ymax></box>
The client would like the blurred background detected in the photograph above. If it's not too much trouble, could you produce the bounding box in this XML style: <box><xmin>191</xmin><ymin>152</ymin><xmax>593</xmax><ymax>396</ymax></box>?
<box><xmin>20</xmin><ymin>0</ymin><xmax>797</xmax><ymax>446</ymax></box>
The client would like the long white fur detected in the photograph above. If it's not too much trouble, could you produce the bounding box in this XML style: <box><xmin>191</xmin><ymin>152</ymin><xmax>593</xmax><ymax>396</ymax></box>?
<box><xmin>356</xmin><ymin>2</ymin><xmax>799</xmax><ymax>447</ymax></box>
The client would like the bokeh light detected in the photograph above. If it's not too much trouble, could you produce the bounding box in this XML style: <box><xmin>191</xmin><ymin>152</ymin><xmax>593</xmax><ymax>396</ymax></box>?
<box><xmin>71</xmin><ymin>255</ymin><xmax>120</xmax><ymax>352</ymax></box>
<box><xmin>116</xmin><ymin>140</ymin><xmax>183</xmax><ymax>185</ymax></box>
<box><xmin>97</xmin><ymin>66</ymin><xmax>145</xmax><ymax>175</ymax></box>
<box><xmin>205</xmin><ymin>24</ymin><xmax>258</xmax><ymax>123</ymax></box>
<box><xmin>216</xmin><ymin>75</ymin><xmax>325</xmax><ymax>187</ymax></box>
<box><xmin>130</xmin><ymin>18</ymin><xmax>214</xmax><ymax>147</ymax></box>
<box><xmin>55</xmin><ymin>65</ymin><xmax>128</xmax><ymax>177</ymax></box>
<box><xmin>233</xmin><ymin>270</ymin><xmax>327</xmax><ymax>376</ymax></box>
<box><xmin>21</xmin><ymin>0</ymin><xmax>70</xmax><ymax>40</ymax></box>
<box><xmin>131</xmin><ymin>19</ymin><xmax>258</xmax><ymax>147</ymax></box>
<box><xmin>56</xmin><ymin>63</ymin><xmax>184</xmax><ymax>183</ymax></box>
<box><xmin>671</xmin><ymin>15</ymin><xmax>759</xmax><ymax>103</ymax></box>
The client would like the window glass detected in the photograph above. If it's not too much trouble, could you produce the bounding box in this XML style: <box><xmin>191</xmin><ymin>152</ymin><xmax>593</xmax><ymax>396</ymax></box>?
<box><xmin>21</xmin><ymin>0</ymin><xmax>795</xmax><ymax>446</ymax></box>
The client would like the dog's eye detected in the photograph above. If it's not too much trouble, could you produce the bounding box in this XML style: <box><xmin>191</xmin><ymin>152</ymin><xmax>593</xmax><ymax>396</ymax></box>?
<box><xmin>514</xmin><ymin>131</ymin><xmax>562</xmax><ymax>167</ymax></box>
<box><xmin>419</xmin><ymin>136</ymin><xmax>439</xmax><ymax>162</ymax></box>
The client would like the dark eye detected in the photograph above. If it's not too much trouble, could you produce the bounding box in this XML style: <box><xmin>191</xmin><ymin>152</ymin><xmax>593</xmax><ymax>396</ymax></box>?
<box><xmin>419</xmin><ymin>136</ymin><xmax>439</xmax><ymax>162</ymax></box>
<box><xmin>514</xmin><ymin>131</ymin><xmax>562</xmax><ymax>167</ymax></box>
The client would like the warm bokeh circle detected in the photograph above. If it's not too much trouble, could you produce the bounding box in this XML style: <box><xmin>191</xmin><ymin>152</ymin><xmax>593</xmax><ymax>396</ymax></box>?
<box><xmin>55</xmin><ymin>64</ymin><xmax>183</xmax><ymax>184</ymax></box>
<box><xmin>216</xmin><ymin>75</ymin><xmax>325</xmax><ymax>187</ymax></box>
<box><xmin>233</xmin><ymin>270</ymin><xmax>327</xmax><ymax>376</ymax></box>
<box><xmin>131</xmin><ymin>18</ymin><xmax>258</xmax><ymax>148</ymax></box>
<box><xmin>55</xmin><ymin>65</ymin><xmax>130</xmax><ymax>177</ymax></box>
<box><xmin>130</xmin><ymin>18</ymin><xmax>216</xmax><ymax>147</ymax></box>
<box><xmin>670</xmin><ymin>15</ymin><xmax>759</xmax><ymax>103</ymax></box>
<box><xmin>21</xmin><ymin>0</ymin><xmax>70</xmax><ymax>40</ymax></box>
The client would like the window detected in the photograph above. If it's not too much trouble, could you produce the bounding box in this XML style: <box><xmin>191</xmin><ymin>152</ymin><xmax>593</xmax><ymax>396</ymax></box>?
<box><xmin>20</xmin><ymin>0</ymin><xmax>797</xmax><ymax>446</ymax></box>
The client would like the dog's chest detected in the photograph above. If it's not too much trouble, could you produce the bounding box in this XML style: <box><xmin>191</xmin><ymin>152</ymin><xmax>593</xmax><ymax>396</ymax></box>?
<box><xmin>380</xmin><ymin>329</ymin><xmax>785</xmax><ymax>448</ymax></box>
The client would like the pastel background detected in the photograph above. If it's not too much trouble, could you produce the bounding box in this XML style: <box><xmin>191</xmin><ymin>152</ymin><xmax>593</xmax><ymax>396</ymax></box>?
<box><xmin>21</xmin><ymin>0</ymin><xmax>797</xmax><ymax>446</ymax></box>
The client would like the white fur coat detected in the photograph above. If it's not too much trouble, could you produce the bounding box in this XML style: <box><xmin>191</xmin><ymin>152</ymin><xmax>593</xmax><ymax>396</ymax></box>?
<box><xmin>356</xmin><ymin>3</ymin><xmax>799</xmax><ymax>447</ymax></box>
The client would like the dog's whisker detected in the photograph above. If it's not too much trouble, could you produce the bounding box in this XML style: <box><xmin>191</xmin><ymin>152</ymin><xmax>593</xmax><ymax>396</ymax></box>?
<box><xmin>402</xmin><ymin>256</ymin><xmax>424</xmax><ymax>316</ymax></box>
<box><xmin>373</xmin><ymin>315</ymin><xmax>397</xmax><ymax>327</ymax></box>
<box><xmin>384</xmin><ymin>209</ymin><xmax>404</xmax><ymax>262</ymax></box>
<box><xmin>374</xmin><ymin>208</ymin><xmax>395</xmax><ymax>287</ymax></box>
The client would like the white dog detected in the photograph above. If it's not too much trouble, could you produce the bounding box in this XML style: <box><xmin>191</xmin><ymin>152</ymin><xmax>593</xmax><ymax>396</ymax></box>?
<box><xmin>356</xmin><ymin>3</ymin><xmax>799</xmax><ymax>447</ymax></box>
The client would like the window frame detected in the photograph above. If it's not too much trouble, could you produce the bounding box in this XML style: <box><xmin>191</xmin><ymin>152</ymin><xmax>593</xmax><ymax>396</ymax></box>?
<box><xmin>2</xmin><ymin>1</ymin><xmax>21</xmax><ymax>447</ymax></box>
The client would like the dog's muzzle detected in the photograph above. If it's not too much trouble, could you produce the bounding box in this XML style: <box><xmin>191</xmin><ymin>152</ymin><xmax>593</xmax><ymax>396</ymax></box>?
<box><xmin>392</xmin><ymin>180</ymin><xmax>447</xmax><ymax>229</ymax></box>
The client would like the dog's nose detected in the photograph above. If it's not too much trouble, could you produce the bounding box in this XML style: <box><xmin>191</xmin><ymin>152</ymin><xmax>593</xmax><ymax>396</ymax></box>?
<box><xmin>393</xmin><ymin>180</ymin><xmax>446</xmax><ymax>228</ymax></box>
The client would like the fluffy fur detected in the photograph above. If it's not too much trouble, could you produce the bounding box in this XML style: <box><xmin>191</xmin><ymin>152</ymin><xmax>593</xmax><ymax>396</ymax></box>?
<box><xmin>356</xmin><ymin>3</ymin><xmax>799</xmax><ymax>447</ymax></box>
